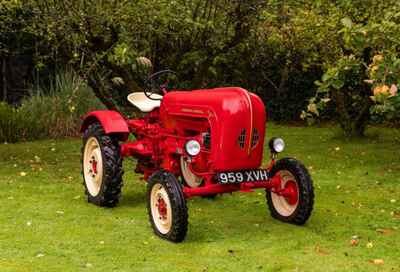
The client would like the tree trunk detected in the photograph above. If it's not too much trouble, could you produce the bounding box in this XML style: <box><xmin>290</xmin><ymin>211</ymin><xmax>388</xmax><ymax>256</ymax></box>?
<box><xmin>87</xmin><ymin>75</ymin><xmax>118</xmax><ymax>111</ymax></box>
<box><xmin>2</xmin><ymin>58</ymin><xmax>7</xmax><ymax>102</ymax></box>
<box><xmin>333</xmin><ymin>90</ymin><xmax>371</xmax><ymax>137</ymax></box>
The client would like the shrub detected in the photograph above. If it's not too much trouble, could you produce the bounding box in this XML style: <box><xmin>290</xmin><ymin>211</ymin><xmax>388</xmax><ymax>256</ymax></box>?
<box><xmin>369</xmin><ymin>53</ymin><xmax>400</xmax><ymax>121</ymax></box>
<box><xmin>302</xmin><ymin>5</ymin><xmax>400</xmax><ymax>136</ymax></box>
<box><xmin>0</xmin><ymin>70</ymin><xmax>104</xmax><ymax>143</ymax></box>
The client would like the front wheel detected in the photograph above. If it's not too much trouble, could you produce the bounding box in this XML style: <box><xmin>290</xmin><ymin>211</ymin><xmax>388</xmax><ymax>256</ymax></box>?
<box><xmin>266</xmin><ymin>158</ymin><xmax>314</xmax><ymax>225</ymax></box>
<box><xmin>147</xmin><ymin>170</ymin><xmax>188</xmax><ymax>242</ymax></box>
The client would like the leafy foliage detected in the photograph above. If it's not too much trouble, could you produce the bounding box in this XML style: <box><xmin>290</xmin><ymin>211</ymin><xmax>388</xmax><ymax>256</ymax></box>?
<box><xmin>301</xmin><ymin>1</ymin><xmax>400</xmax><ymax>136</ymax></box>
<box><xmin>0</xmin><ymin>70</ymin><xmax>104</xmax><ymax>143</ymax></box>
<box><xmin>369</xmin><ymin>53</ymin><xmax>400</xmax><ymax>120</ymax></box>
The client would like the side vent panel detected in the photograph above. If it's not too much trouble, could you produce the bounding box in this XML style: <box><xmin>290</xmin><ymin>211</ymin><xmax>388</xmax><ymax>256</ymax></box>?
<box><xmin>251</xmin><ymin>128</ymin><xmax>259</xmax><ymax>149</ymax></box>
<box><xmin>237</xmin><ymin>129</ymin><xmax>246</xmax><ymax>149</ymax></box>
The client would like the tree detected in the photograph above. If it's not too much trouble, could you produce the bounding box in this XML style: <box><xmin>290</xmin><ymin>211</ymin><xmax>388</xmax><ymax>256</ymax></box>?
<box><xmin>302</xmin><ymin>1</ymin><xmax>400</xmax><ymax>136</ymax></box>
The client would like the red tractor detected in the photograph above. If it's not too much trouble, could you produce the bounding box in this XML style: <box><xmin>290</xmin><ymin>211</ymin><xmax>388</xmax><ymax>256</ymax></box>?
<box><xmin>80</xmin><ymin>70</ymin><xmax>314</xmax><ymax>242</ymax></box>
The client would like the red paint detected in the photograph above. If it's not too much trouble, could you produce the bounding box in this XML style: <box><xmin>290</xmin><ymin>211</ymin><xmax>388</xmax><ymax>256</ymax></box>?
<box><xmin>81</xmin><ymin>87</ymin><xmax>286</xmax><ymax>198</ymax></box>
<box><xmin>92</xmin><ymin>159</ymin><xmax>97</xmax><ymax>174</ymax></box>
<box><xmin>157</xmin><ymin>198</ymin><xmax>167</xmax><ymax>219</ymax></box>
<box><xmin>281</xmin><ymin>180</ymin><xmax>299</xmax><ymax>205</ymax></box>
<box><xmin>161</xmin><ymin>87</ymin><xmax>266</xmax><ymax>171</ymax></box>
<box><xmin>80</xmin><ymin>111</ymin><xmax>129</xmax><ymax>139</ymax></box>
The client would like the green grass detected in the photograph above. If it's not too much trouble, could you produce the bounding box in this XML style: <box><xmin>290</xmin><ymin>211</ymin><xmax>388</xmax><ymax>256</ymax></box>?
<box><xmin>0</xmin><ymin>124</ymin><xmax>399</xmax><ymax>272</ymax></box>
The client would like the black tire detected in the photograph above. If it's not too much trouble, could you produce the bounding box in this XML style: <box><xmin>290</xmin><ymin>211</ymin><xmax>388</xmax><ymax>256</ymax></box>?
<box><xmin>147</xmin><ymin>170</ymin><xmax>188</xmax><ymax>242</ymax></box>
<box><xmin>81</xmin><ymin>122</ymin><xmax>124</xmax><ymax>207</ymax></box>
<box><xmin>266</xmin><ymin>157</ymin><xmax>314</xmax><ymax>225</ymax></box>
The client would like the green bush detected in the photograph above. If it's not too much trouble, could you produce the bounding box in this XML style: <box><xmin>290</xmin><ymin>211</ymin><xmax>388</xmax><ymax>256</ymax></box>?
<box><xmin>0</xmin><ymin>71</ymin><xmax>104</xmax><ymax>143</ymax></box>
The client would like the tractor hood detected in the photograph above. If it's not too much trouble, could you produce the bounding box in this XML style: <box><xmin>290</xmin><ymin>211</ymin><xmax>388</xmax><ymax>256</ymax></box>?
<box><xmin>160</xmin><ymin>87</ymin><xmax>266</xmax><ymax>171</ymax></box>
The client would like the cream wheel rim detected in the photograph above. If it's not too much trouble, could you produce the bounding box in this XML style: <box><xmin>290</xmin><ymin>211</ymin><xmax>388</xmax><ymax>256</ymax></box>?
<box><xmin>150</xmin><ymin>184</ymin><xmax>172</xmax><ymax>234</ymax></box>
<box><xmin>271</xmin><ymin>170</ymin><xmax>299</xmax><ymax>216</ymax></box>
<box><xmin>180</xmin><ymin>157</ymin><xmax>202</xmax><ymax>188</ymax></box>
<box><xmin>83</xmin><ymin>137</ymin><xmax>103</xmax><ymax>196</ymax></box>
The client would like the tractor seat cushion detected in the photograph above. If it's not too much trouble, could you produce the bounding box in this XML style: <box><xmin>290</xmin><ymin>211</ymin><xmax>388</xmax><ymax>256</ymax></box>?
<box><xmin>127</xmin><ymin>92</ymin><xmax>162</xmax><ymax>112</ymax></box>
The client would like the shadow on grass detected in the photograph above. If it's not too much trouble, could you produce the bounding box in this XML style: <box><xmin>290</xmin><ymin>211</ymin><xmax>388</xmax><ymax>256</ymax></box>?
<box><xmin>119</xmin><ymin>191</ymin><xmax>147</xmax><ymax>207</ymax></box>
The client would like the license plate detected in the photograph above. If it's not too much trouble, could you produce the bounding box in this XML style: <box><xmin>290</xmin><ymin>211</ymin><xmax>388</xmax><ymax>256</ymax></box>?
<box><xmin>217</xmin><ymin>169</ymin><xmax>269</xmax><ymax>184</ymax></box>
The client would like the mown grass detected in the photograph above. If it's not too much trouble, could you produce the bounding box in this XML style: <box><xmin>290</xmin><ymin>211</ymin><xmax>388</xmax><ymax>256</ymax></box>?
<box><xmin>0</xmin><ymin>124</ymin><xmax>399</xmax><ymax>272</ymax></box>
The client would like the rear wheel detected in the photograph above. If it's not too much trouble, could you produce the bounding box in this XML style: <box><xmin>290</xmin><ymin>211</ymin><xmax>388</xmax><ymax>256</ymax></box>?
<box><xmin>266</xmin><ymin>158</ymin><xmax>314</xmax><ymax>224</ymax></box>
<box><xmin>81</xmin><ymin>122</ymin><xmax>124</xmax><ymax>207</ymax></box>
<box><xmin>180</xmin><ymin>157</ymin><xmax>202</xmax><ymax>188</ymax></box>
<box><xmin>147</xmin><ymin>170</ymin><xmax>188</xmax><ymax>242</ymax></box>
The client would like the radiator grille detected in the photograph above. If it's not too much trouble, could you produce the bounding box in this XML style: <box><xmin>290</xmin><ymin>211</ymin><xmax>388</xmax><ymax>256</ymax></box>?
<box><xmin>251</xmin><ymin>128</ymin><xmax>259</xmax><ymax>148</ymax></box>
<box><xmin>237</xmin><ymin>129</ymin><xmax>246</xmax><ymax>149</ymax></box>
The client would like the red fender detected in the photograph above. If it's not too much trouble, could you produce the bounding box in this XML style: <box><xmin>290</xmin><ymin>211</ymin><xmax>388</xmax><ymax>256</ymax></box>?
<box><xmin>80</xmin><ymin>110</ymin><xmax>129</xmax><ymax>140</ymax></box>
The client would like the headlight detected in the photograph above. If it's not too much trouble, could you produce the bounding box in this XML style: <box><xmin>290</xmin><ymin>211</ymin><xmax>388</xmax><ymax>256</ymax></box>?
<box><xmin>269</xmin><ymin>137</ymin><xmax>285</xmax><ymax>153</ymax></box>
<box><xmin>185</xmin><ymin>140</ymin><xmax>201</xmax><ymax>156</ymax></box>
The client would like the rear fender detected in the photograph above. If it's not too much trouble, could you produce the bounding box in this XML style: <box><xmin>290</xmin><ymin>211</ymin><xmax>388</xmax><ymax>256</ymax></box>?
<box><xmin>80</xmin><ymin>110</ymin><xmax>129</xmax><ymax>141</ymax></box>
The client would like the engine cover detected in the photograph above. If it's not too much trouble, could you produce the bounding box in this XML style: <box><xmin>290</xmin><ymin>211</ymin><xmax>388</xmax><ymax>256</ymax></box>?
<box><xmin>160</xmin><ymin>87</ymin><xmax>266</xmax><ymax>171</ymax></box>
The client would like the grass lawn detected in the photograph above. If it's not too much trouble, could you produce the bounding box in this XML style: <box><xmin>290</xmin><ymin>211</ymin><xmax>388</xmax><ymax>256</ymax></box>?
<box><xmin>0</xmin><ymin>124</ymin><xmax>399</xmax><ymax>272</ymax></box>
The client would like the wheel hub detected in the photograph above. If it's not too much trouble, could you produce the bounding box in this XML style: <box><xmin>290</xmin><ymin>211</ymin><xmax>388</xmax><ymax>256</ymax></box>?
<box><xmin>156</xmin><ymin>196</ymin><xmax>168</xmax><ymax>220</ymax></box>
<box><xmin>83</xmin><ymin>137</ymin><xmax>103</xmax><ymax>196</ymax></box>
<box><xmin>282</xmin><ymin>180</ymin><xmax>298</xmax><ymax>205</ymax></box>
<box><xmin>89</xmin><ymin>156</ymin><xmax>98</xmax><ymax>176</ymax></box>
<box><xmin>270</xmin><ymin>170</ymin><xmax>300</xmax><ymax>217</ymax></box>
<box><xmin>150</xmin><ymin>184</ymin><xmax>172</xmax><ymax>234</ymax></box>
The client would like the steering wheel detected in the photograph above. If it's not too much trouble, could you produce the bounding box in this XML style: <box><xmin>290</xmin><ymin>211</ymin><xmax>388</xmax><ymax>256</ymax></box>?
<box><xmin>144</xmin><ymin>70</ymin><xmax>177</xmax><ymax>101</ymax></box>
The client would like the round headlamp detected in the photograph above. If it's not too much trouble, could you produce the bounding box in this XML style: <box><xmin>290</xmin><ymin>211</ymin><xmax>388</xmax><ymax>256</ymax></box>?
<box><xmin>185</xmin><ymin>140</ymin><xmax>201</xmax><ymax>156</ymax></box>
<box><xmin>269</xmin><ymin>137</ymin><xmax>285</xmax><ymax>153</ymax></box>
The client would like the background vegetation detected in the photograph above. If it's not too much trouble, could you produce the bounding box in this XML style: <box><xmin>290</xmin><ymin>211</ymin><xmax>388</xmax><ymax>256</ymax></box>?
<box><xmin>1</xmin><ymin>0</ymin><xmax>400</xmax><ymax>140</ymax></box>
<box><xmin>0</xmin><ymin>70</ymin><xmax>103</xmax><ymax>142</ymax></box>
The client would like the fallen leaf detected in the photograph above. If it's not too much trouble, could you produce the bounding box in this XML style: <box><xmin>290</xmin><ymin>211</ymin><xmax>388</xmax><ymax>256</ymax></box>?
<box><xmin>315</xmin><ymin>245</ymin><xmax>329</xmax><ymax>255</ymax></box>
<box><xmin>391</xmin><ymin>211</ymin><xmax>400</xmax><ymax>219</ymax></box>
<box><xmin>350</xmin><ymin>239</ymin><xmax>359</xmax><ymax>246</ymax></box>
<box><xmin>376</xmin><ymin>228</ymin><xmax>394</xmax><ymax>235</ymax></box>
<box><xmin>369</xmin><ymin>259</ymin><xmax>384</xmax><ymax>265</ymax></box>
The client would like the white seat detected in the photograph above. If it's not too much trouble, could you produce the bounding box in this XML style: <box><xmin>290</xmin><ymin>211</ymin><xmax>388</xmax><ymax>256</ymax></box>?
<box><xmin>127</xmin><ymin>92</ymin><xmax>162</xmax><ymax>112</ymax></box>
